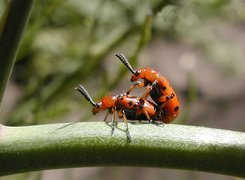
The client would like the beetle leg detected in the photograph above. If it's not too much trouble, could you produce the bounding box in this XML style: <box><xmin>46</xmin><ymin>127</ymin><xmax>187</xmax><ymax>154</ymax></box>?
<box><xmin>120</xmin><ymin>110</ymin><xmax>131</xmax><ymax>141</ymax></box>
<box><xmin>142</xmin><ymin>108</ymin><xmax>151</xmax><ymax>120</ymax></box>
<box><xmin>127</xmin><ymin>81</ymin><xmax>145</xmax><ymax>94</ymax></box>
<box><xmin>139</xmin><ymin>99</ymin><xmax>152</xmax><ymax>123</ymax></box>
<box><xmin>140</xmin><ymin>85</ymin><xmax>151</xmax><ymax>100</ymax></box>
<box><xmin>157</xmin><ymin>95</ymin><xmax>172</xmax><ymax>108</ymax></box>
<box><xmin>103</xmin><ymin>111</ymin><xmax>109</xmax><ymax>122</ymax></box>
<box><xmin>110</xmin><ymin>108</ymin><xmax>116</xmax><ymax>136</ymax></box>
<box><xmin>142</xmin><ymin>107</ymin><xmax>160</xmax><ymax>124</ymax></box>
<box><xmin>152</xmin><ymin>121</ymin><xmax>165</xmax><ymax>126</ymax></box>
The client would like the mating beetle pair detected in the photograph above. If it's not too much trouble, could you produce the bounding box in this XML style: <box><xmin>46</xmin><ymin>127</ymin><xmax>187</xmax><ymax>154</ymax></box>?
<box><xmin>76</xmin><ymin>54</ymin><xmax>180</xmax><ymax>140</ymax></box>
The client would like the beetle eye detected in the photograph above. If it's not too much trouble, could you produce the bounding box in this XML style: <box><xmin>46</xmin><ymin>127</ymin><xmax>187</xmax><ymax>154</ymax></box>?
<box><xmin>135</xmin><ymin>70</ymin><xmax>140</xmax><ymax>76</ymax></box>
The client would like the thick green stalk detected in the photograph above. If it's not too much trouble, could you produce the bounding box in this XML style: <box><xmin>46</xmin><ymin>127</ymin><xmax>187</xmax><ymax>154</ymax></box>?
<box><xmin>0</xmin><ymin>0</ymin><xmax>33</xmax><ymax>107</ymax></box>
<box><xmin>0</xmin><ymin>122</ymin><xmax>244</xmax><ymax>177</ymax></box>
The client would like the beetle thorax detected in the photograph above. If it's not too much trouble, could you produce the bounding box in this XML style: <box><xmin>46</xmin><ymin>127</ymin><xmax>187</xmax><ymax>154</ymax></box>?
<box><xmin>101</xmin><ymin>96</ymin><xmax>117</xmax><ymax>109</ymax></box>
<box><xmin>144</xmin><ymin>68</ymin><xmax>159</xmax><ymax>84</ymax></box>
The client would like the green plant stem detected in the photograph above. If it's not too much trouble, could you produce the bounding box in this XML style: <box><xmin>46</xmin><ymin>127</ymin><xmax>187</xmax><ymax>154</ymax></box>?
<box><xmin>0</xmin><ymin>0</ymin><xmax>33</xmax><ymax>107</ymax></box>
<box><xmin>0</xmin><ymin>122</ymin><xmax>244</xmax><ymax>177</ymax></box>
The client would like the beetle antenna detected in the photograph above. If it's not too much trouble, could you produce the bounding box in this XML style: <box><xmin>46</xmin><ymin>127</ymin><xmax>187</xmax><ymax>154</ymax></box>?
<box><xmin>75</xmin><ymin>85</ymin><xmax>99</xmax><ymax>108</ymax></box>
<box><xmin>115</xmin><ymin>53</ymin><xmax>135</xmax><ymax>74</ymax></box>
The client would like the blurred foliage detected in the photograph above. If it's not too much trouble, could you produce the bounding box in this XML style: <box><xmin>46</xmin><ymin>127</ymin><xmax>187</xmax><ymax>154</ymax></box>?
<box><xmin>0</xmin><ymin>0</ymin><xmax>244</xmax><ymax>126</ymax></box>
<box><xmin>0</xmin><ymin>1</ymin><xmax>245</xmax><ymax>180</ymax></box>
<box><xmin>0</xmin><ymin>0</ymin><xmax>161</xmax><ymax>125</ymax></box>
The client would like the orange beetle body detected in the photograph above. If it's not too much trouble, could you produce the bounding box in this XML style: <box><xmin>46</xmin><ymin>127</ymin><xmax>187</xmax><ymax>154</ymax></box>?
<box><xmin>115</xmin><ymin>94</ymin><xmax>162</xmax><ymax>121</ymax></box>
<box><xmin>116</xmin><ymin>54</ymin><xmax>180</xmax><ymax>123</ymax></box>
<box><xmin>92</xmin><ymin>93</ymin><xmax>162</xmax><ymax>121</ymax></box>
<box><xmin>132</xmin><ymin>68</ymin><xmax>180</xmax><ymax>123</ymax></box>
<box><xmin>75</xmin><ymin>85</ymin><xmax>164</xmax><ymax>140</ymax></box>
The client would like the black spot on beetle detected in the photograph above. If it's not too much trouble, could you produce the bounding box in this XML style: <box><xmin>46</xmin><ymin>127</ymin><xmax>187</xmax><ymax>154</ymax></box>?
<box><xmin>128</xmin><ymin>101</ymin><xmax>133</xmax><ymax>106</ymax></box>
<box><xmin>171</xmin><ymin>93</ymin><xmax>175</xmax><ymax>99</ymax></box>
<box><xmin>174</xmin><ymin>106</ymin><xmax>179</xmax><ymax>112</ymax></box>
<box><xmin>162</xmin><ymin>86</ymin><xmax>167</xmax><ymax>90</ymax></box>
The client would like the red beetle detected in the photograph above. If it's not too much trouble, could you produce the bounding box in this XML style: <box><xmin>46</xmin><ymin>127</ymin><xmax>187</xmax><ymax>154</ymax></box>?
<box><xmin>115</xmin><ymin>53</ymin><xmax>180</xmax><ymax>123</ymax></box>
<box><xmin>75</xmin><ymin>84</ymin><xmax>164</xmax><ymax>140</ymax></box>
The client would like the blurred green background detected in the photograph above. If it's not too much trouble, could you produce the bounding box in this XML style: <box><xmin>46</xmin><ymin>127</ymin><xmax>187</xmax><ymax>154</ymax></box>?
<box><xmin>0</xmin><ymin>0</ymin><xmax>245</xmax><ymax>179</ymax></box>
